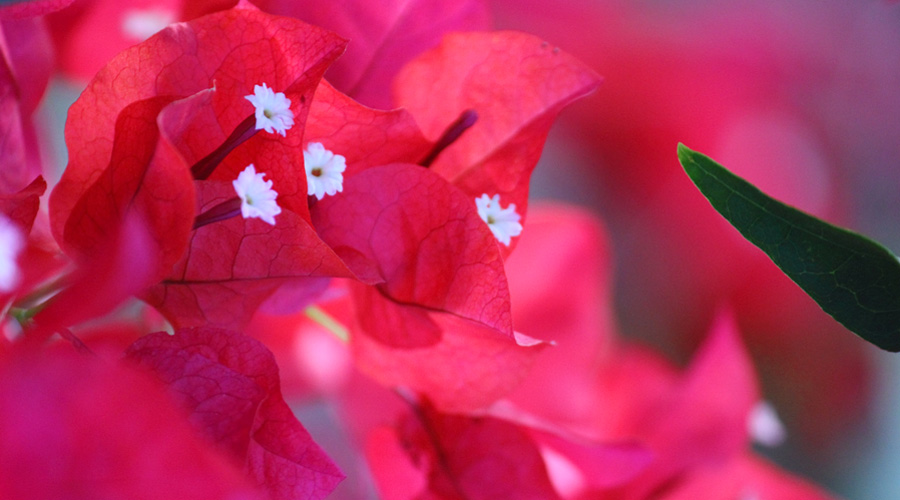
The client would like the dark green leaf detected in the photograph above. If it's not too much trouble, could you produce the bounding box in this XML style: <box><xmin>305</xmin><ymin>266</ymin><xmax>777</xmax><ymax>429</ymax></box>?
<box><xmin>678</xmin><ymin>143</ymin><xmax>900</xmax><ymax>352</ymax></box>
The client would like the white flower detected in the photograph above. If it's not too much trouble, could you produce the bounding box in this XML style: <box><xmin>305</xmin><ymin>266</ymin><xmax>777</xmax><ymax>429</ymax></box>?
<box><xmin>121</xmin><ymin>8</ymin><xmax>176</xmax><ymax>41</ymax></box>
<box><xmin>304</xmin><ymin>142</ymin><xmax>346</xmax><ymax>200</ymax></box>
<box><xmin>232</xmin><ymin>164</ymin><xmax>281</xmax><ymax>225</ymax></box>
<box><xmin>0</xmin><ymin>214</ymin><xmax>24</xmax><ymax>293</ymax></box>
<box><xmin>244</xmin><ymin>83</ymin><xmax>294</xmax><ymax>136</ymax></box>
<box><xmin>476</xmin><ymin>194</ymin><xmax>522</xmax><ymax>247</ymax></box>
<box><xmin>747</xmin><ymin>400</ymin><xmax>787</xmax><ymax>448</ymax></box>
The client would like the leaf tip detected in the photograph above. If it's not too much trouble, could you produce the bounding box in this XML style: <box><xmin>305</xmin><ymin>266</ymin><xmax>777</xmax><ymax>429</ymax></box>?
<box><xmin>676</xmin><ymin>142</ymin><xmax>695</xmax><ymax>163</ymax></box>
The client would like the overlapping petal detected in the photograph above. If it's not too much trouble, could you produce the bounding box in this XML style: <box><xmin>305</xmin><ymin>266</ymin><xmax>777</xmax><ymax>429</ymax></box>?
<box><xmin>312</xmin><ymin>163</ymin><xmax>513</xmax><ymax>343</ymax></box>
<box><xmin>0</xmin><ymin>17</ymin><xmax>52</xmax><ymax>194</ymax></box>
<box><xmin>126</xmin><ymin>326</ymin><xmax>344</xmax><ymax>500</ymax></box>
<box><xmin>0</xmin><ymin>348</ymin><xmax>263</xmax><ymax>499</ymax></box>
<box><xmin>0</xmin><ymin>0</ymin><xmax>74</xmax><ymax>19</ymax></box>
<box><xmin>251</xmin><ymin>0</ymin><xmax>491</xmax><ymax>108</ymax></box>
<box><xmin>394</xmin><ymin>31</ymin><xmax>602</xmax><ymax>253</ymax></box>
<box><xmin>32</xmin><ymin>212</ymin><xmax>157</xmax><ymax>337</ymax></box>
<box><xmin>47</xmin><ymin>0</ymin><xmax>180</xmax><ymax>80</ymax></box>
<box><xmin>0</xmin><ymin>176</ymin><xmax>45</xmax><ymax>232</ymax></box>
<box><xmin>305</xmin><ymin>81</ymin><xmax>430</xmax><ymax>175</ymax></box>
<box><xmin>56</xmin><ymin>95</ymin><xmax>192</xmax><ymax>281</ymax></box>
<box><xmin>350</xmin><ymin>281</ymin><xmax>540</xmax><ymax>412</ymax></box>
<box><xmin>143</xmin><ymin>87</ymin><xmax>355</xmax><ymax>328</ymax></box>
<box><xmin>373</xmin><ymin>401</ymin><xmax>563</xmax><ymax>500</ymax></box>
<box><xmin>50</xmin><ymin>4</ymin><xmax>350</xmax><ymax>325</ymax></box>
<box><xmin>659</xmin><ymin>455</ymin><xmax>837</xmax><ymax>500</ymax></box>
<box><xmin>504</xmin><ymin>205</ymin><xmax>618</xmax><ymax>424</ymax></box>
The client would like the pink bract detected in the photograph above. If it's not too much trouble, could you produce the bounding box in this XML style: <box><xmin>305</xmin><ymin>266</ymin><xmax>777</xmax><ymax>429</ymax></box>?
<box><xmin>126</xmin><ymin>326</ymin><xmax>344</xmax><ymax>500</ymax></box>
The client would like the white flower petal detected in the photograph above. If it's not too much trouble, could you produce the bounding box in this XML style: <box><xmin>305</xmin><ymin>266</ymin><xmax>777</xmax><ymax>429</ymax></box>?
<box><xmin>476</xmin><ymin>193</ymin><xmax>523</xmax><ymax>246</ymax></box>
<box><xmin>244</xmin><ymin>83</ymin><xmax>294</xmax><ymax>137</ymax></box>
<box><xmin>121</xmin><ymin>8</ymin><xmax>175</xmax><ymax>41</ymax></box>
<box><xmin>748</xmin><ymin>400</ymin><xmax>787</xmax><ymax>448</ymax></box>
<box><xmin>304</xmin><ymin>142</ymin><xmax>346</xmax><ymax>200</ymax></box>
<box><xmin>232</xmin><ymin>164</ymin><xmax>281</xmax><ymax>225</ymax></box>
<box><xmin>0</xmin><ymin>214</ymin><xmax>24</xmax><ymax>293</ymax></box>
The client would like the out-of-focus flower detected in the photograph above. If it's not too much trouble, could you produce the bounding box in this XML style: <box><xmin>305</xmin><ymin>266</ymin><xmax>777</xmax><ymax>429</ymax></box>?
<box><xmin>0</xmin><ymin>215</ymin><xmax>24</xmax><ymax>293</ymax></box>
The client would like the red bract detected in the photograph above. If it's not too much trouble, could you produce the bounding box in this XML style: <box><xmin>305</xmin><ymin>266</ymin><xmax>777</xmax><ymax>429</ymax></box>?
<box><xmin>394</xmin><ymin>31</ymin><xmax>601</xmax><ymax>252</ymax></box>
<box><xmin>312</xmin><ymin>164</ymin><xmax>512</xmax><ymax>344</ymax></box>
<box><xmin>245</xmin><ymin>291</ymin><xmax>354</xmax><ymax>399</ymax></box>
<box><xmin>54</xmin><ymin>0</ymin><xmax>488</xmax><ymax>102</ymax></box>
<box><xmin>480</xmin><ymin>203</ymin><xmax>836</xmax><ymax>498</ymax></box>
<box><xmin>371</xmin><ymin>400</ymin><xmax>563</xmax><ymax>500</ymax></box>
<box><xmin>56</xmin><ymin>95</ymin><xmax>191</xmax><ymax>276</ymax></box>
<box><xmin>149</xmin><ymin>77</ymin><xmax>432</xmax><ymax>327</ymax></box>
<box><xmin>126</xmin><ymin>326</ymin><xmax>344</xmax><ymax>500</ymax></box>
<box><xmin>365</xmin><ymin>426</ymin><xmax>427</xmax><ymax>500</ymax></box>
<box><xmin>0</xmin><ymin>176</ymin><xmax>45</xmax><ymax>232</ymax></box>
<box><xmin>48</xmin><ymin>0</ymin><xmax>181</xmax><ymax>81</ymax></box>
<box><xmin>50</xmin><ymin>3</ymin><xmax>353</xmax><ymax>327</ymax></box>
<box><xmin>250</xmin><ymin>0</ymin><xmax>491</xmax><ymax>109</ymax></box>
<box><xmin>0</xmin><ymin>0</ymin><xmax>74</xmax><ymax>19</ymax></box>
<box><xmin>0</xmin><ymin>66</ymin><xmax>32</xmax><ymax>194</ymax></box>
<box><xmin>0</xmin><ymin>17</ymin><xmax>52</xmax><ymax>194</ymax></box>
<box><xmin>350</xmin><ymin>282</ymin><xmax>542</xmax><ymax>412</ymax></box>
<box><xmin>305</xmin><ymin>81</ymin><xmax>430</xmax><ymax>174</ymax></box>
<box><xmin>504</xmin><ymin>205</ymin><xmax>617</xmax><ymax>425</ymax></box>
<box><xmin>361</xmin><ymin>393</ymin><xmax>650</xmax><ymax>499</ymax></box>
<box><xmin>31</xmin><ymin>212</ymin><xmax>157</xmax><ymax>339</ymax></box>
<box><xmin>0</xmin><ymin>348</ymin><xmax>263</xmax><ymax>499</ymax></box>
<box><xmin>531</xmin><ymin>430</ymin><xmax>652</xmax><ymax>494</ymax></box>
<box><xmin>0</xmin><ymin>176</ymin><xmax>47</xmax><ymax>305</ymax></box>
<box><xmin>570</xmin><ymin>316</ymin><xmax>839</xmax><ymax>499</ymax></box>
<box><xmin>542</xmin><ymin>313</ymin><xmax>758</xmax><ymax>499</ymax></box>
<box><xmin>602</xmin><ymin>314</ymin><xmax>759</xmax><ymax>498</ymax></box>
<box><xmin>1</xmin><ymin>16</ymin><xmax>52</xmax><ymax>116</ymax></box>
<box><xmin>658</xmin><ymin>455</ymin><xmax>836</xmax><ymax>500</ymax></box>
<box><xmin>146</xmin><ymin>167</ymin><xmax>353</xmax><ymax>328</ymax></box>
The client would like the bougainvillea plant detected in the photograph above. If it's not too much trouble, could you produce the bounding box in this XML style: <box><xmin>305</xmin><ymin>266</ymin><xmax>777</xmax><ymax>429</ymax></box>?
<box><xmin>0</xmin><ymin>0</ymin><xmax>864</xmax><ymax>498</ymax></box>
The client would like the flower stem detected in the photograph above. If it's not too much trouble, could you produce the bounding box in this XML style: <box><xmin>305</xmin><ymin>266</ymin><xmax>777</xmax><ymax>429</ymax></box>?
<box><xmin>304</xmin><ymin>305</ymin><xmax>349</xmax><ymax>343</ymax></box>
<box><xmin>190</xmin><ymin>114</ymin><xmax>258</xmax><ymax>180</ymax></box>
<box><xmin>193</xmin><ymin>197</ymin><xmax>242</xmax><ymax>229</ymax></box>
<box><xmin>11</xmin><ymin>272</ymin><xmax>70</xmax><ymax>311</ymax></box>
<box><xmin>420</xmin><ymin>109</ymin><xmax>478</xmax><ymax>167</ymax></box>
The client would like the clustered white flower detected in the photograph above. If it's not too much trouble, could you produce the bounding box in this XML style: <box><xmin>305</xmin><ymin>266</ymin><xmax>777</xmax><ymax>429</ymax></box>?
<box><xmin>304</xmin><ymin>142</ymin><xmax>346</xmax><ymax>200</ymax></box>
<box><xmin>244</xmin><ymin>83</ymin><xmax>295</xmax><ymax>137</ymax></box>
<box><xmin>475</xmin><ymin>194</ymin><xmax>523</xmax><ymax>246</ymax></box>
<box><xmin>232</xmin><ymin>164</ymin><xmax>281</xmax><ymax>225</ymax></box>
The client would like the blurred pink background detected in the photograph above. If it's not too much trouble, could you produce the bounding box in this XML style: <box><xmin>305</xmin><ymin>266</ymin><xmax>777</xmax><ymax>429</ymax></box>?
<box><xmin>486</xmin><ymin>1</ymin><xmax>900</xmax><ymax>497</ymax></box>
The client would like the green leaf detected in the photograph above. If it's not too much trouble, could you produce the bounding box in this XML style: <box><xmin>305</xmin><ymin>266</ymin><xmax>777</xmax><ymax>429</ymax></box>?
<box><xmin>678</xmin><ymin>143</ymin><xmax>900</xmax><ymax>352</ymax></box>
